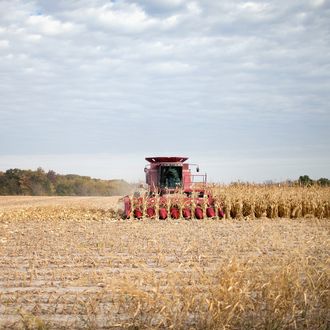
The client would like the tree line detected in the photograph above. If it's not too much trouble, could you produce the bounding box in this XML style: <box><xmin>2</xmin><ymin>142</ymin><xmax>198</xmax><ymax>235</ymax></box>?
<box><xmin>298</xmin><ymin>175</ymin><xmax>330</xmax><ymax>187</ymax></box>
<box><xmin>0</xmin><ymin>168</ymin><xmax>133</xmax><ymax>196</ymax></box>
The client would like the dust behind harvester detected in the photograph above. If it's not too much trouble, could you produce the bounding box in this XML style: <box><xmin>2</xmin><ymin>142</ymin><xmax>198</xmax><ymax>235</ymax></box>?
<box><xmin>123</xmin><ymin>157</ymin><xmax>224</xmax><ymax>219</ymax></box>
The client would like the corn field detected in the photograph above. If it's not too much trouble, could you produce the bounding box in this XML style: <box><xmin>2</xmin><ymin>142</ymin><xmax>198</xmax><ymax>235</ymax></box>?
<box><xmin>0</xmin><ymin>187</ymin><xmax>329</xmax><ymax>329</ymax></box>
<box><xmin>211</xmin><ymin>184</ymin><xmax>330</xmax><ymax>220</ymax></box>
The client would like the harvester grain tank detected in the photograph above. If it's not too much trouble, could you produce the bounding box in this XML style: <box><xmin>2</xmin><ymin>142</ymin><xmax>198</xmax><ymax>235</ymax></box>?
<box><xmin>123</xmin><ymin>157</ymin><xmax>224</xmax><ymax>219</ymax></box>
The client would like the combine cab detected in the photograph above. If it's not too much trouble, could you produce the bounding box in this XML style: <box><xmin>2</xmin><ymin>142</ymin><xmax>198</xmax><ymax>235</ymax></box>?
<box><xmin>122</xmin><ymin>157</ymin><xmax>224</xmax><ymax>219</ymax></box>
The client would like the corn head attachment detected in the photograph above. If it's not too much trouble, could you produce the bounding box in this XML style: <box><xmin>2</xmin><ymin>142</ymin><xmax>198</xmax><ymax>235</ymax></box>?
<box><xmin>122</xmin><ymin>157</ymin><xmax>224</xmax><ymax>220</ymax></box>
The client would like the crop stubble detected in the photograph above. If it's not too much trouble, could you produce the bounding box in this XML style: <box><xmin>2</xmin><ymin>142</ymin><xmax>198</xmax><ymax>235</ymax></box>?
<box><xmin>0</xmin><ymin>188</ymin><xmax>329</xmax><ymax>329</ymax></box>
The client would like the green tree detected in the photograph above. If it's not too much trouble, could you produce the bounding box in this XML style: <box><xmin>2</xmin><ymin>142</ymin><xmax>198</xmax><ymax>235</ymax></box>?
<box><xmin>4</xmin><ymin>169</ymin><xmax>23</xmax><ymax>194</ymax></box>
<box><xmin>317</xmin><ymin>178</ymin><xmax>330</xmax><ymax>186</ymax></box>
<box><xmin>298</xmin><ymin>175</ymin><xmax>314</xmax><ymax>186</ymax></box>
<box><xmin>0</xmin><ymin>167</ymin><xmax>132</xmax><ymax>196</ymax></box>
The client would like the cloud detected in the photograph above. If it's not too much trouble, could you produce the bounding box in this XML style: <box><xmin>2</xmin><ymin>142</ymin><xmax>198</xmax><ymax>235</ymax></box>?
<box><xmin>147</xmin><ymin>61</ymin><xmax>193</xmax><ymax>74</ymax></box>
<box><xmin>26</xmin><ymin>15</ymin><xmax>76</xmax><ymax>36</ymax></box>
<box><xmin>309</xmin><ymin>0</ymin><xmax>326</xmax><ymax>7</ymax></box>
<box><xmin>0</xmin><ymin>39</ymin><xmax>9</xmax><ymax>48</ymax></box>
<box><xmin>0</xmin><ymin>0</ymin><xmax>329</xmax><ymax>181</ymax></box>
<box><xmin>78</xmin><ymin>3</ymin><xmax>155</xmax><ymax>33</ymax></box>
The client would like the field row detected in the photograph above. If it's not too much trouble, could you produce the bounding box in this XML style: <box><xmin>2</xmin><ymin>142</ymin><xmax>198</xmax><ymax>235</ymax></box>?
<box><xmin>0</xmin><ymin>214</ymin><xmax>329</xmax><ymax>329</ymax></box>
<box><xmin>212</xmin><ymin>185</ymin><xmax>330</xmax><ymax>219</ymax></box>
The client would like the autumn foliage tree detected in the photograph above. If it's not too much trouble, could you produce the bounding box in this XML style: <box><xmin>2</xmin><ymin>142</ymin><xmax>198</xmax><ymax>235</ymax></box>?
<box><xmin>0</xmin><ymin>168</ymin><xmax>132</xmax><ymax>196</ymax></box>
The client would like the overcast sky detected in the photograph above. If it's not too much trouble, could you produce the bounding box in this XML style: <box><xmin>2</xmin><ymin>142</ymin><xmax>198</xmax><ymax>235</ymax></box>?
<box><xmin>0</xmin><ymin>0</ymin><xmax>329</xmax><ymax>183</ymax></box>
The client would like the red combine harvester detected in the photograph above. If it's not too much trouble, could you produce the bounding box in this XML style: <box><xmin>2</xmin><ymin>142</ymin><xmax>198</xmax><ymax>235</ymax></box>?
<box><xmin>123</xmin><ymin>157</ymin><xmax>224</xmax><ymax>219</ymax></box>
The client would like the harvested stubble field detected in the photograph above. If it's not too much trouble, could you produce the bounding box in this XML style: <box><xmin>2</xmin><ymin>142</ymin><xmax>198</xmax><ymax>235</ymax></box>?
<box><xmin>0</xmin><ymin>186</ymin><xmax>329</xmax><ymax>329</ymax></box>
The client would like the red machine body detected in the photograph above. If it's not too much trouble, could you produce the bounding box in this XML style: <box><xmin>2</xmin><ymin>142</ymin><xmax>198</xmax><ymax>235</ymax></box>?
<box><xmin>144</xmin><ymin>156</ymin><xmax>206</xmax><ymax>195</ymax></box>
<box><xmin>122</xmin><ymin>156</ymin><xmax>224</xmax><ymax>220</ymax></box>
